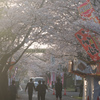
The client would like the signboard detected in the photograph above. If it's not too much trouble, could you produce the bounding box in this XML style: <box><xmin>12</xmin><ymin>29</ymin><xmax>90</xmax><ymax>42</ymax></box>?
<box><xmin>78</xmin><ymin>0</ymin><xmax>93</xmax><ymax>18</ymax></box>
<box><xmin>72</xmin><ymin>59</ymin><xmax>100</xmax><ymax>75</ymax></box>
<box><xmin>75</xmin><ymin>29</ymin><xmax>100</xmax><ymax>61</ymax></box>
<box><xmin>78</xmin><ymin>0</ymin><xmax>100</xmax><ymax>24</ymax></box>
<box><xmin>92</xmin><ymin>34</ymin><xmax>100</xmax><ymax>50</ymax></box>
<box><xmin>73</xmin><ymin>59</ymin><xmax>91</xmax><ymax>74</ymax></box>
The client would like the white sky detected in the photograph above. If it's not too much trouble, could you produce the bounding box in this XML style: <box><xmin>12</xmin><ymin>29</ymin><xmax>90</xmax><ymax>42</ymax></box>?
<box><xmin>29</xmin><ymin>42</ymin><xmax>50</xmax><ymax>49</ymax></box>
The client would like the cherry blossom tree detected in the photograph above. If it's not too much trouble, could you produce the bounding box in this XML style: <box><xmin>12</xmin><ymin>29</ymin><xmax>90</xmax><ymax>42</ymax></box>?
<box><xmin>0</xmin><ymin>0</ymin><xmax>99</xmax><ymax>99</ymax></box>
<box><xmin>0</xmin><ymin>0</ymin><xmax>48</xmax><ymax>99</ymax></box>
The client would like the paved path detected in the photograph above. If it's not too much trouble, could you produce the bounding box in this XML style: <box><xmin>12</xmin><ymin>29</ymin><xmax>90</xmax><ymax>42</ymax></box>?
<box><xmin>17</xmin><ymin>90</ymin><xmax>80</xmax><ymax>100</ymax></box>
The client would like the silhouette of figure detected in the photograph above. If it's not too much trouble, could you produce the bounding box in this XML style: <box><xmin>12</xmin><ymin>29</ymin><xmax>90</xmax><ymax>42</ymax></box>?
<box><xmin>55</xmin><ymin>78</ymin><xmax>62</xmax><ymax>100</ymax></box>
<box><xmin>9</xmin><ymin>80</ymin><xmax>17</xmax><ymax>100</ymax></box>
<box><xmin>41</xmin><ymin>81</ymin><xmax>48</xmax><ymax>100</ymax></box>
<box><xmin>25</xmin><ymin>78</ymin><xmax>35</xmax><ymax>100</ymax></box>
<box><xmin>36</xmin><ymin>80</ymin><xmax>42</xmax><ymax>100</ymax></box>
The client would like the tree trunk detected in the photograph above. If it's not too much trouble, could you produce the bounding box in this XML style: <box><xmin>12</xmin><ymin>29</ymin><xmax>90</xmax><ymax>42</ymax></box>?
<box><xmin>0</xmin><ymin>72</ymin><xmax>8</xmax><ymax>100</ymax></box>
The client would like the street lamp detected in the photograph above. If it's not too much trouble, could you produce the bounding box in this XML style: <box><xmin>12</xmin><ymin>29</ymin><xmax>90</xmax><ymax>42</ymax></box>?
<box><xmin>68</xmin><ymin>61</ymin><xmax>73</xmax><ymax>72</ymax></box>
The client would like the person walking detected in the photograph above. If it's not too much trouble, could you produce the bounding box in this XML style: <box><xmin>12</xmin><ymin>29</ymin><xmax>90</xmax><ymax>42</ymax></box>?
<box><xmin>41</xmin><ymin>81</ymin><xmax>48</xmax><ymax>100</ymax></box>
<box><xmin>55</xmin><ymin>78</ymin><xmax>62</xmax><ymax>100</ymax></box>
<box><xmin>9</xmin><ymin>80</ymin><xmax>17</xmax><ymax>100</ymax></box>
<box><xmin>36</xmin><ymin>80</ymin><xmax>43</xmax><ymax>100</ymax></box>
<box><xmin>25</xmin><ymin>78</ymin><xmax>35</xmax><ymax>100</ymax></box>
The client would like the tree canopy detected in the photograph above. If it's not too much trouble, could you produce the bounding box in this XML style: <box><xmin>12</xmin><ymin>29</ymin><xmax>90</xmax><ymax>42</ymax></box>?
<box><xmin>0</xmin><ymin>0</ymin><xmax>100</xmax><ymax>75</ymax></box>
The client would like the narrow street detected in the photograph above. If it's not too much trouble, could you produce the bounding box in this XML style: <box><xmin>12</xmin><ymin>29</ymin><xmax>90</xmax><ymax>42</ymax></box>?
<box><xmin>17</xmin><ymin>89</ymin><xmax>80</xmax><ymax>100</ymax></box>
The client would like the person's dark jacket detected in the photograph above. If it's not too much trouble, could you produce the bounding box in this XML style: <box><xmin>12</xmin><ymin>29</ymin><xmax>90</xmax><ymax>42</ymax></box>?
<box><xmin>36</xmin><ymin>84</ymin><xmax>43</xmax><ymax>94</ymax></box>
<box><xmin>25</xmin><ymin>82</ymin><xmax>35</xmax><ymax>93</ymax></box>
<box><xmin>41</xmin><ymin>84</ymin><xmax>48</xmax><ymax>94</ymax></box>
<box><xmin>55</xmin><ymin>82</ymin><xmax>62</xmax><ymax>93</ymax></box>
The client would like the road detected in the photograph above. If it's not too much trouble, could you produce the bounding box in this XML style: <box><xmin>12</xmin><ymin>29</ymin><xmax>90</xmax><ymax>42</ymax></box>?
<box><xmin>17</xmin><ymin>89</ymin><xmax>80</xmax><ymax>100</ymax></box>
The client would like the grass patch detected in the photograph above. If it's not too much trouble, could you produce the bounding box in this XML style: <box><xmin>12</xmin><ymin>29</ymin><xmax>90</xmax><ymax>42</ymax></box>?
<box><xmin>66</xmin><ymin>87</ymin><xmax>75</xmax><ymax>92</ymax></box>
<box><xmin>73</xmin><ymin>96</ymin><xmax>82</xmax><ymax>100</ymax></box>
